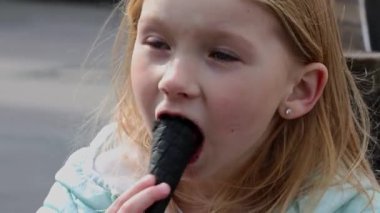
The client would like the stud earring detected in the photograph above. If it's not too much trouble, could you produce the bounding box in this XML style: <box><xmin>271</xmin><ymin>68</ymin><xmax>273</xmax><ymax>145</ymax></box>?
<box><xmin>285</xmin><ymin>108</ymin><xmax>292</xmax><ymax>115</ymax></box>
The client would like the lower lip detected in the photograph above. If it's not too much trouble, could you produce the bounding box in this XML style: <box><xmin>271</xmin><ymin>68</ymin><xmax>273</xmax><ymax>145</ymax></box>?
<box><xmin>189</xmin><ymin>143</ymin><xmax>203</xmax><ymax>164</ymax></box>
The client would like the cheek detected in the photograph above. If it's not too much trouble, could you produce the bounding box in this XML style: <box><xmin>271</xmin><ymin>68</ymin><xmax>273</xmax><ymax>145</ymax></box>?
<box><xmin>130</xmin><ymin>47</ymin><xmax>159</xmax><ymax>126</ymax></box>
<box><xmin>206</xmin><ymin>77</ymin><xmax>282</xmax><ymax>143</ymax></box>
<box><xmin>211</xmin><ymin>80</ymin><xmax>276</xmax><ymax>119</ymax></box>
<box><xmin>217</xmin><ymin>95</ymin><xmax>272</xmax><ymax>135</ymax></box>
<box><xmin>131</xmin><ymin>55</ymin><xmax>146</xmax><ymax>99</ymax></box>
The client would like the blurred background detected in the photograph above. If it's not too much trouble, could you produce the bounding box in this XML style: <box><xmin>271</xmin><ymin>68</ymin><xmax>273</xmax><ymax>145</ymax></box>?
<box><xmin>0</xmin><ymin>0</ymin><xmax>379</xmax><ymax>212</ymax></box>
<box><xmin>0</xmin><ymin>0</ymin><xmax>117</xmax><ymax>212</ymax></box>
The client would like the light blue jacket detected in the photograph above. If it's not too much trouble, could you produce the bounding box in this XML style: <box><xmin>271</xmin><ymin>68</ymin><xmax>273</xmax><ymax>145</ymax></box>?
<box><xmin>38</xmin><ymin>125</ymin><xmax>380</xmax><ymax>212</ymax></box>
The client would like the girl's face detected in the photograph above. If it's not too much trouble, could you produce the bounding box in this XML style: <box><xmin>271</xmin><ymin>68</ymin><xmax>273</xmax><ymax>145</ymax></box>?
<box><xmin>131</xmin><ymin>0</ymin><xmax>300</xmax><ymax>181</ymax></box>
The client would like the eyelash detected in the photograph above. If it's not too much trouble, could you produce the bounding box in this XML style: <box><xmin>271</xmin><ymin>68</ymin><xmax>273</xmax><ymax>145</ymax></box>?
<box><xmin>144</xmin><ymin>37</ymin><xmax>170</xmax><ymax>50</ymax></box>
<box><xmin>143</xmin><ymin>36</ymin><xmax>240</xmax><ymax>63</ymax></box>
<box><xmin>209</xmin><ymin>50</ymin><xmax>240</xmax><ymax>62</ymax></box>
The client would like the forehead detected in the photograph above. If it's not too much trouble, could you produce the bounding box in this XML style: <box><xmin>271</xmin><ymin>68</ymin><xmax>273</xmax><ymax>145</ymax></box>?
<box><xmin>139</xmin><ymin>0</ymin><xmax>281</xmax><ymax>35</ymax></box>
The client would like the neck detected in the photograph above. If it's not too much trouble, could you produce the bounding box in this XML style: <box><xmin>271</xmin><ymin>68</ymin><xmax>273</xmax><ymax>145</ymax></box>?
<box><xmin>172</xmin><ymin>179</ymin><xmax>222</xmax><ymax>212</ymax></box>
<box><xmin>172</xmin><ymin>150</ymin><xmax>256</xmax><ymax>212</ymax></box>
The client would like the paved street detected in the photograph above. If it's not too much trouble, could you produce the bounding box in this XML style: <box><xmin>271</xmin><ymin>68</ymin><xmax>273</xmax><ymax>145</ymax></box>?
<box><xmin>0</xmin><ymin>1</ymin><xmax>115</xmax><ymax>212</ymax></box>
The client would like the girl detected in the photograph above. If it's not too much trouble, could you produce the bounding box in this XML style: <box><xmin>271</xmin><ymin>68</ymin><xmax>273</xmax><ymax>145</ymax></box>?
<box><xmin>39</xmin><ymin>0</ymin><xmax>380</xmax><ymax>212</ymax></box>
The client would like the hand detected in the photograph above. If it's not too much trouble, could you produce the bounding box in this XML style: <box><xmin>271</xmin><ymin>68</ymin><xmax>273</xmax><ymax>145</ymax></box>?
<box><xmin>106</xmin><ymin>174</ymin><xmax>170</xmax><ymax>213</ymax></box>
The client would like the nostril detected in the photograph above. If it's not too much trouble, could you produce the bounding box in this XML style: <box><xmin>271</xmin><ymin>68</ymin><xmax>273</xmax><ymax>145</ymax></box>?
<box><xmin>157</xmin><ymin>72</ymin><xmax>199</xmax><ymax>99</ymax></box>
<box><xmin>160</xmin><ymin>88</ymin><xmax>190</xmax><ymax>99</ymax></box>
<box><xmin>176</xmin><ymin>92</ymin><xmax>189</xmax><ymax>99</ymax></box>
<box><xmin>158</xmin><ymin>80</ymin><xmax>190</xmax><ymax>99</ymax></box>
<box><xmin>160</xmin><ymin>87</ymin><xmax>169</xmax><ymax>95</ymax></box>
<box><xmin>179</xmin><ymin>92</ymin><xmax>189</xmax><ymax>98</ymax></box>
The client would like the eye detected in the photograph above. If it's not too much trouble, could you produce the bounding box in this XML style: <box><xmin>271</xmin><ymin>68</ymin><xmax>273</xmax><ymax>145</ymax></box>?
<box><xmin>144</xmin><ymin>36</ymin><xmax>170</xmax><ymax>50</ymax></box>
<box><xmin>209</xmin><ymin>49</ymin><xmax>240</xmax><ymax>62</ymax></box>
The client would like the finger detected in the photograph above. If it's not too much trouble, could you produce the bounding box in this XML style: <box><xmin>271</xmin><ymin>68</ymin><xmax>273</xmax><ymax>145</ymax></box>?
<box><xmin>119</xmin><ymin>182</ymin><xmax>171</xmax><ymax>213</ymax></box>
<box><xmin>107</xmin><ymin>174</ymin><xmax>156</xmax><ymax>212</ymax></box>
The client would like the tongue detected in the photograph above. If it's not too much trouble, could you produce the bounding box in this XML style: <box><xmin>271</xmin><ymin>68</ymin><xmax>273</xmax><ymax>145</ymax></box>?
<box><xmin>146</xmin><ymin>115</ymin><xmax>204</xmax><ymax>213</ymax></box>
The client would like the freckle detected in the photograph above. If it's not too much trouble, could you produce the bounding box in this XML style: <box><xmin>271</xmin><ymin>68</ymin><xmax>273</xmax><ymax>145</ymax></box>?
<box><xmin>230</xmin><ymin>128</ymin><xmax>235</xmax><ymax>133</ymax></box>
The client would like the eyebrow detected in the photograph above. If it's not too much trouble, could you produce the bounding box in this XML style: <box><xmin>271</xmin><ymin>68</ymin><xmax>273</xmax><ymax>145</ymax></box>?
<box><xmin>137</xmin><ymin>16</ymin><xmax>170</xmax><ymax>33</ymax></box>
<box><xmin>205</xmin><ymin>29</ymin><xmax>255</xmax><ymax>50</ymax></box>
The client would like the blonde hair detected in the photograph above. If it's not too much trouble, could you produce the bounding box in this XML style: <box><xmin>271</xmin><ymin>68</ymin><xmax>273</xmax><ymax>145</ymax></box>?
<box><xmin>111</xmin><ymin>0</ymin><xmax>379</xmax><ymax>212</ymax></box>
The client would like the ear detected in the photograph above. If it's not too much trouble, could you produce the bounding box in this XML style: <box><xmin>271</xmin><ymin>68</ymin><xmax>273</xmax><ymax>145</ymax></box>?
<box><xmin>279</xmin><ymin>62</ymin><xmax>328</xmax><ymax>119</ymax></box>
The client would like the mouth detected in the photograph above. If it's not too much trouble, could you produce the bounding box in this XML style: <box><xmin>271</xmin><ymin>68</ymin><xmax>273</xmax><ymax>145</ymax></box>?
<box><xmin>188</xmin><ymin>143</ymin><xmax>203</xmax><ymax>164</ymax></box>
<box><xmin>156</xmin><ymin>111</ymin><xmax>204</xmax><ymax>135</ymax></box>
<box><xmin>155</xmin><ymin>113</ymin><xmax>205</xmax><ymax>164</ymax></box>
<box><xmin>157</xmin><ymin>112</ymin><xmax>190</xmax><ymax>123</ymax></box>
<box><xmin>156</xmin><ymin>110</ymin><xmax>189</xmax><ymax>121</ymax></box>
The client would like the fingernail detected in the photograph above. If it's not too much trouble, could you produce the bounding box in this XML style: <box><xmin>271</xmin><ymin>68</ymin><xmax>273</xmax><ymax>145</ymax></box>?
<box><xmin>158</xmin><ymin>183</ymin><xmax>171</xmax><ymax>194</ymax></box>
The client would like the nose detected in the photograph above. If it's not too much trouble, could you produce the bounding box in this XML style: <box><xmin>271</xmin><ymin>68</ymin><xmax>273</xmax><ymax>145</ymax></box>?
<box><xmin>158</xmin><ymin>57</ymin><xmax>201</xmax><ymax>99</ymax></box>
